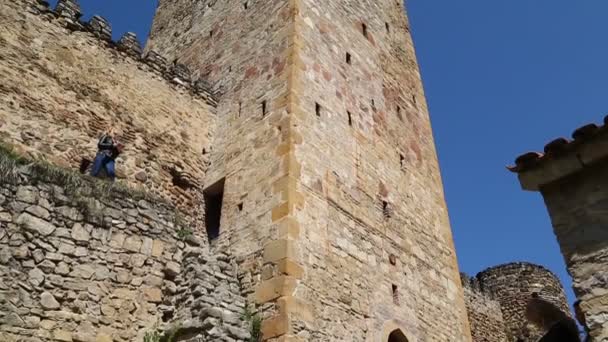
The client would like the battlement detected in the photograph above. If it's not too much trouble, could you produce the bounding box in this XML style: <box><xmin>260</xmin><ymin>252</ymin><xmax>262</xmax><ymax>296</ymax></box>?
<box><xmin>460</xmin><ymin>272</ymin><xmax>496</xmax><ymax>299</ymax></box>
<box><xmin>460</xmin><ymin>272</ymin><xmax>508</xmax><ymax>342</ymax></box>
<box><xmin>27</xmin><ymin>0</ymin><xmax>218</xmax><ymax>106</ymax></box>
<box><xmin>510</xmin><ymin>115</ymin><xmax>608</xmax><ymax>340</ymax></box>
<box><xmin>0</xmin><ymin>0</ymin><xmax>219</xmax><ymax>215</ymax></box>
<box><xmin>509</xmin><ymin>114</ymin><xmax>608</xmax><ymax>191</ymax></box>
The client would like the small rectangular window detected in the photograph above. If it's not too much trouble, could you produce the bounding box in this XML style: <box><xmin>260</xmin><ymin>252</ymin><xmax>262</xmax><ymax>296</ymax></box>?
<box><xmin>385</xmin><ymin>22</ymin><xmax>390</xmax><ymax>33</ymax></box>
<box><xmin>383</xmin><ymin>200</ymin><xmax>391</xmax><ymax>219</ymax></box>
<box><xmin>261</xmin><ymin>100</ymin><xmax>267</xmax><ymax>116</ymax></box>
<box><xmin>347</xmin><ymin>111</ymin><xmax>353</xmax><ymax>126</ymax></box>
<box><xmin>362</xmin><ymin>23</ymin><xmax>368</xmax><ymax>38</ymax></box>
<box><xmin>204</xmin><ymin>178</ymin><xmax>225</xmax><ymax>242</ymax></box>
<box><xmin>315</xmin><ymin>102</ymin><xmax>322</xmax><ymax>117</ymax></box>
<box><xmin>346</xmin><ymin>52</ymin><xmax>352</xmax><ymax>65</ymax></box>
<box><xmin>392</xmin><ymin>284</ymin><xmax>399</xmax><ymax>305</ymax></box>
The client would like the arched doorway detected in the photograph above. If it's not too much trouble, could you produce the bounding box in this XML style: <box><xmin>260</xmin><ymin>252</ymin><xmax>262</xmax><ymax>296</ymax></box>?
<box><xmin>388</xmin><ymin>329</ymin><xmax>408</xmax><ymax>342</ymax></box>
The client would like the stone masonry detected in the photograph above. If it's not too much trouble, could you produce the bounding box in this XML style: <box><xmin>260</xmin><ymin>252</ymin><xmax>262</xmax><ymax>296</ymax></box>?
<box><xmin>4</xmin><ymin>0</ymin><xmax>591</xmax><ymax>341</ymax></box>
<box><xmin>461</xmin><ymin>263</ymin><xmax>574</xmax><ymax>342</ymax></box>
<box><xmin>461</xmin><ymin>273</ymin><xmax>508</xmax><ymax>342</ymax></box>
<box><xmin>476</xmin><ymin>263</ymin><xmax>571</xmax><ymax>341</ymax></box>
<box><xmin>147</xmin><ymin>0</ymin><xmax>472</xmax><ymax>340</ymax></box>
<box><xmin>0</xmin><ymin>0</ymin><xmax>217</xmax><ymax>217</ymax></box>
<box><xmin>0</xmin><ymin>155</ymin><xmax>251</xmax><ymax>342</ymax></box>
<box><xmin>510</xmin><ymin>117</ymin><xmax>608</xmax><ymax>340</ymax></box>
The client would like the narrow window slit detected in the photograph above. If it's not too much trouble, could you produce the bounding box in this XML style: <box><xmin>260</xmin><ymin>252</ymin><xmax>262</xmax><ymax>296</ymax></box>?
<box><xmin>346</xmin><ymin>52</ymin><xmax>352</xmax><ymax>65</ymax></box>
<box><xmin>315</xmin><ymin>102</ymin><xmax>322</xmax><ymax>117</ymax></box>
<box><xmin>362</xmin><ymin>23</ymin><xmax>368</xmax><ymax>38</ymax></box>
<box><xmin>204</xmin><ymin>178</ymin><xmax>225</xmax><ymax>242</ymax></box>
<box><xmin>385</xmin><ymin>22</ymin><xmax>390</xmax><ymax>33</ymax></box>
<box><xmin>261</xmin><ymin>100</ymin><xmax>267</xmax><ymax>117</ymax></box>
<box><xmin>347</xmin><ymin>111</ymin><xmax>353</xmax><ymax>126</ymax></box>
<box><xmin>382</xmin><ymin>200</ymin><xmax>391</xmax><ymax>219</ymax></box>
<box><xmin>392</xmin><ymin>284</ymin><xmax>400</xmax><ymax>305</ymax></box>
<box><xmin>389</xmin><ymin>254</ymin><xmax>397</xmax><ymax>266</ymax></box>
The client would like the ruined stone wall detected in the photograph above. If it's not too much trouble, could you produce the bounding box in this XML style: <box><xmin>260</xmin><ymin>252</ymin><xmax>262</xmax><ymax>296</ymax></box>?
<box><xmin>0</xmin><ymin>0</ymin><xmax>217</xmax><ymax>215</ymax></box>
<box><xmin>541</xmin><ymin>159</ymin><xmax>608</xmax><ymax>341</ymax></box>
<box><xmin>0</xmin><ymin>156</ymin><xmax>250</xmax><ymax>342</ymax></box>
<box><xmin>476</xmin><ymin>262</ymin><xmax>571</xmax><ymax>341</ymax></box>
<box><xmin>461</xmin><ymin>274</ymin><xmax>508</xmax><ymax>342</ymax></box>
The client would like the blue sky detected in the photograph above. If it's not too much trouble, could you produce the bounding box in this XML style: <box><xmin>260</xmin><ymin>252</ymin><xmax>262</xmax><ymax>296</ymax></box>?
<box><xmin>48</xmin><ymin>0</ymin><xmax>608</xmax><ymax>307</ymax></box>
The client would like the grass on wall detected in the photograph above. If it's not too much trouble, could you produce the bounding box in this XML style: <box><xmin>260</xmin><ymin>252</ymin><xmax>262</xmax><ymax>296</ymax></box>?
<box><xmin>0</xmin><ymin>141</ymin><xmax>174</xmax><ymax>222</ymax></box>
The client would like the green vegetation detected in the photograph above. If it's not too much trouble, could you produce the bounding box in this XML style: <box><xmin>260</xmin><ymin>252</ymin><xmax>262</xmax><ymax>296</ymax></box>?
<box><xmin>143</xmin><ymin>330</ymin><xmax>162</xmax><ymax>342</ymax></box>
<box><xmin>173</xmin><ymin>212</ymin><xmax>192</xmax><ymax>240</ymax></box>
<box><xmin>143</xmin><ymin>324</ymin><xmax>182</xmax><ymax>342</ymax></box>
<box><xmin>176</xmin><ymin>227</ymin><xmax>193</xmax><ymax>240</ymax></box>
<box><xmin>241</xmin><ymin>303</ymin><xmax>262</xmax><ymax>342</ymax></box>
<box><xmin>0</xmin><ymin>140</ymin><xmax>174</xmax><ymax>222</ymax></box>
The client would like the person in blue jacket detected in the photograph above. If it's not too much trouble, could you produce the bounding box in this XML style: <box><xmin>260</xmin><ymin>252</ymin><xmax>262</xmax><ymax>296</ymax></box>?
<box><xmin>90</xmin><ymin>131</ymin><xmax>123</xmax><ymax>181</ymax></box>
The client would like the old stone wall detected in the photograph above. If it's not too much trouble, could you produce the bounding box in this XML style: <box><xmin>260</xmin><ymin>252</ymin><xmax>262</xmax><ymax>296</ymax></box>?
<box><xmin>476</xmin><ymin>262</ymin><xmax>571</xmax><ymax>341</ymax></box>
<box><xmin>149</xmin><ymin>0</ymin><xmax>306</xmax><ymax>340</ymax></box>
<box><xmin>461</xmin><ymin>274</ymin><xmax>508</xmax><ymax>342</ymax></box>
<box><xmin>0</xmin><ymin>0</ymin><xmax>217</xmax><ymax>215</ymax></box>
<box><xmin>541</xmin><ymin>159</ymin><xmax>608</xmax><ymax>341</ymax></box>
<box><xmin>147</xmin><ymin>0</ymin><xmax>472</xmax><ymax>340</ymax></box>
<box><xmin>0</xmin><ymin>156</ymin><xmax>250</xmax><ymax>342</ymax></box>
<box><xmin>290</xmin><ymin>0</ymin><xmax>471</xmax><ymax>340</ymax></box>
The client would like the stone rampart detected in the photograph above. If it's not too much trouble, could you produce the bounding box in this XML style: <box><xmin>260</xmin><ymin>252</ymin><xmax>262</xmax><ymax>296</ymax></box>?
<box><xmin>0</xmin><ymin>151</ymin><xmax>251</xmax><ymax>342</ymax></box>
<box><xmin>460</xmin><ymin>273</ymin><xmax>508</xmax><ymax>342</ymax></box>
<box><xmin>0</xmin><ymin>0</ymin><xmax>218</xmax><ymax>215</ymax></box>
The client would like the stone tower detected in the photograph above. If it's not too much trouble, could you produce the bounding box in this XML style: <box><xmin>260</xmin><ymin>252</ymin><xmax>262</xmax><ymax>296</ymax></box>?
<box><xmin>510</xmin><ymin>118</ymin><xmax>608</xmax><ymax>340</ymax></box>
<box><xmin>147</xmin><ymin>1</ymin><xmax>471</xmax><ymax>341</ymax></box>
<box><xmin>476</xmin><ymin>263</ymin><xmax>571</xmax><ymax>341</ymax></box>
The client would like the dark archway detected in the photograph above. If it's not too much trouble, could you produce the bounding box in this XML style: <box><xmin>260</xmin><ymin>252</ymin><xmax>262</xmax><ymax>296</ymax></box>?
<box><xmin>388</xmin><ymin>329</ymin><xmax>408</xmax><ymax>342</ymax></box>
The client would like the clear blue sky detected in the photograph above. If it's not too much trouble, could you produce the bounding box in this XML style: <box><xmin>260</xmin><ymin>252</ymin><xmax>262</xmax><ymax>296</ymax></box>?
<box><xmin>49</xmin><ymin>0</ymin><xmax>608</xmax><ymax>308</ymax></box>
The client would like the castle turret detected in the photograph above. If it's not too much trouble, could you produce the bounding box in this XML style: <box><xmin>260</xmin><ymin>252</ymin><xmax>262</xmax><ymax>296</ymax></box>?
<box><xmin>477</xmin><ymin>262</ymin><xmax>571</xmax><ymax>341</ymax></box>
<box><xmin>147</xmin><ymin>0</ymin><xmax>471</xmax><ymax>340</ymax></box>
